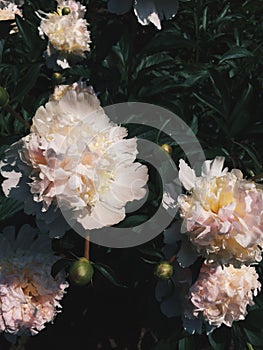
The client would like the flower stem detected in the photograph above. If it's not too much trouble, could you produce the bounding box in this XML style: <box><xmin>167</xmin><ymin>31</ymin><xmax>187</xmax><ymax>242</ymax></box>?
<box><xmin>169</xmin><ymin>254</ymin><xmax>176</xmax><ymax>264</ymax></box>
<box><xmin>3</xmin><ymin>104</ymin><xmax>30</xmax><ymax>129</ymax></box>
<box><xmin>84</xmin><ymin>236</ymin><xmax>90</xmax><ymax>260</ymax></box>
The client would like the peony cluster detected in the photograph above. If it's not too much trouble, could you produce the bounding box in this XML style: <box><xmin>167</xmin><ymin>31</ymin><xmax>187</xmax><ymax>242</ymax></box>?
<box><xmin>178</xmin><ymin>157</ymin><xmax>263</xmax><ymax>266</ymax></box>
<box><xmin>0</xmin><ymin>225</ymin><xmax>68</xmax><ymax>336</ymax></box>
<box><xmin>0</xmin><ymin>0</ymin><xmax>23</xmax><ymax>34</ymax></box>
<box><xmin>174</xmin><ymin>156</ymin><xmax>263</xmax><ymax>331</ymax></box>
<box><xmin>1</xmin><ymin>83</ymin><xmax>148</xmax><ymax>234</ymax></box>
<box><xmin>189</xmin><ymin>263</ymin><xmax>261</xmax><ymax>328</ymax></box>
<box><xmin>37</xmin><ymin>0</ymin><xmax>91</xmax><ymax>68</ymax></box>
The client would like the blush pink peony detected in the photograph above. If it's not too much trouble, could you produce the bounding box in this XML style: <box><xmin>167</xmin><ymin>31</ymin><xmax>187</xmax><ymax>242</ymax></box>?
<box><xmin>177</xmin><ymin>157</ymin><xmax>263</xmax><ymax>266</ymax></box>
<box><xmin>188</xmin><ymin>263</ymin><xmax>261</xmax><ymax>328</ymax></box>
<box><xmin>0</xmin><ymin>225</ymin><xmax>68</xmax><ymax>336</ymax></box>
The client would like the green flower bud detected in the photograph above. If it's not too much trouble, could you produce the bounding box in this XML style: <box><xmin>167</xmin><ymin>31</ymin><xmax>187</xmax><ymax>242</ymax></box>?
<box><xmin>62</xmin><ymin>7</ymin><xmax>71</xmax><ymax>15</ymax></box>
<box><xmin>0</xmin><ymin>86</ymin><xmax>9</xmax><ymax>107</ymax></box>
<box><xmin>161</xmin><ymin>144</ymin><xmax>172</xmax><ymax>155</ymax></box>
<box><xmin>155</xmin><ymin>261</ymin><xmax>173</xmax><ymax>280</ymax></box>
<box><xmin>69</xmin><ymin>257</ymin><xmax>94</xmax><ymax>286</ymax></box>
<box><xmin>52</xmin><ymin>72</ymin><xmax>63</xmax><ymax>84</ymax></box>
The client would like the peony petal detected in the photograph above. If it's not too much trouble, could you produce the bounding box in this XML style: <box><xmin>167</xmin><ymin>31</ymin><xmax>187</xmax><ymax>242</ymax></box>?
<box><xmin>178</xmin><ymin>159</ymin><xmax>196</xmax><ymax>191</ymax></box>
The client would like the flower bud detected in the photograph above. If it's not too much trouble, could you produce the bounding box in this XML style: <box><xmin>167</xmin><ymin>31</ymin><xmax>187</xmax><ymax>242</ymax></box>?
<box><xmin>62</xmin><ymin>7</ymin><xmax>71</xmax><ymax>15</ymax></box>
<box><xmin>161</xmin><ymin>144</ymin><xmax>172</xmax><ymax>155</ymax></box>
<box><xmin>69</xmin><ymin>257</ymin><xmax>94</xmax><ymax>286</ymax></box>
<box><xmin>52</xmin><ymin>72</ymin><xmax>63</xmax><ymax>84</ymax></box>
<box><xmin>155</xmin><ymin>261</ymin><xmax>173</xmax><ymax>280</ymax></box>
<box><xmin>0</xmin><ymin>86</ymin><xmax>9</xmax><ymax>107</ymax></box>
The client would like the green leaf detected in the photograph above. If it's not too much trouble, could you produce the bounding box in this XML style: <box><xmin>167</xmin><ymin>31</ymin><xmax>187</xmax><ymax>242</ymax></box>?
<box><xmin>51</xmin><ymin>258</ymin><xmax>71</xmax><ymax>279</ymax></box>
<box><xmin>154</xmin><ymin>340</ymin><xmax>177</xmax><ymax>350</ymax></box>
<box><xmin>219</xmin><ymin>47</ymin><xmax>254</xmax><ymax>63</ymax></box>
<box><xmin>229</xmin><ymin>83</ymin><xmax>253</xmax><ymax>135</ymax></box>
<box><xmin>94</xmin><ymin>263</ymin><xmax>127</xmax><ymax>288</ymax></box>
<box><xmin>134</xmin><ymin>53</ymin><xmax>173</xmax><ymax>77</ymax></box>
<box><xmin>178</xmin><ymin>337</ymin><xmax>195</xmax><ymax>350</ymax></box>
<box><xmin>202</xmin><ymin>7</ymin><xmax>208</xmax><ymax>31</ymax></box>
<box><xmin>208</xmin><ymin>68</ymin><xmax>230</xmax><ymax>115</ymax></box>
<box><xmin>0</xmin><ymin>195</ymin><xmax>24</xmax><ymax>221</ymax></box>
<box><xmin>0</xmin><ymin>39</ymin><xmax>4</xmax><ymax>63</ymax></box>
<box><xmin>138</xmin><ymin>248</ymin><xmax>164</xmax><ymax>260</ymax></box>
<box><xmin>233</xmin><ymin>141</ymin><xmax>261</xmax><ymax>168</ymax></box>
<box><xmin>193</xmin><ymin>92</ymin><xmax>225</xmax><ymax>118</ymax></box>
<box><xmin>208</xmin><ymin>327</ymin><xmax>231</xmax><ymax>350</ymax></box>
<box><xmin>14</xmin><ymin>63</ymin><xmax>42</xmax><ymax>101</ymax></box>
<box><xmin>244</xmin><ymin>309</ymin><xmax>263</xmax><ymax>328</ymax></box>
<box><xmin>243</xmin><ymin>329</ymin><xmax>263</xmax><ymax>347</ymax></box>
<box><xmin>15</xmin><ymin>15</ymin><xmax>40</xmax><ymax>51</ymax></box>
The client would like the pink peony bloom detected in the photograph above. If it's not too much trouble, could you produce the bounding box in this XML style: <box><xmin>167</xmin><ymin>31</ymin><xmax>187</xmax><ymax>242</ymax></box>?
<box><xmin>188</xmin><ymin>263</ymin><xmax>261</xmax><ymax>328</ymax></box>
<box><xmin>1</xmin><ymin>84</ymin><xmax>148</xmax><ymax>233</ymax></box>
<box><xmin>0</xmin><ymin>225</ymin><xmax>68</xmax><ymax>336</ymax></box>
<box><xmin>177</xmin><ymin>157</ymin><xmax>263</xmax><ymax>266</ymax></box>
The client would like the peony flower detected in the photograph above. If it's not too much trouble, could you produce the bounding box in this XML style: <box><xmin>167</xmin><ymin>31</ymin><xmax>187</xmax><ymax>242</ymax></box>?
<box><xmin>0</xmin><ymin>0</ymin><xmax>23</xmax><ymax>34</ymax></box>
<box><xmin>188</xmin><ymin>263</ymin><xmax>261</xmax><ymax>328</ymax></box>
<box><xmin>177</xmin><ymin>157</ymin><xmax>263</xmax><ymax>266</ymax></box>
<box><xmin>37</xmin><ymin>0</ymin><xmax>91</xmax><ymax>69</ymax></box>
<box><xmin>1</xmin><ymin>84</ymin><xmax>148</xmax><ymax>234</ymax></box>
<box><xmin>107</xmin><ymin>0</ymin><xmax>179</xmax><ymax>30</ymax></box>
<box><xmin>0</xmin><ymin>225</ymin><xmax>69</xmax><ymax>336</ymax></box>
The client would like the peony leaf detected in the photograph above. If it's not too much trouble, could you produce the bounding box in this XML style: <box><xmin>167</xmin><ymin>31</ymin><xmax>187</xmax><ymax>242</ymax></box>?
<box><xmin>219</xmin><ymin>47</ymin><xmax>254</xmax><ymax>64</ymax></box>
<box><xmin>94</xmin><ymin>263</ymin><xmax>127</xmax><ymax>288</ymax></box>
<box><xmin>51</xmin><ymin>258</ymin><xmax>71</xmax><ymax>279</ymax></box>
<box><xmin>0</xmin><ymin>194</ymin><xmax>24</xmax><ymax>221</ymax></box>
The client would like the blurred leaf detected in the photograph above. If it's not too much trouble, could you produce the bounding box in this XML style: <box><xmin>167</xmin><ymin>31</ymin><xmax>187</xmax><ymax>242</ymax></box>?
<box><xmin>208</xmin><ymin>326</ymin><xmax>232</xmax><ymax>350</ymax></box>
<box><xmin>0</xmin><ymin>195</ymin><xmax>24</xmax><ymax>221</ymax></box>
<box><xmin>233</xmin><ymin>141</ymin><xmax>262</xmax><ymax>169</ymax></box>
<box><xmin>193</xmin><ymin>92</ymin><xmax>225</xmax><ymax>118</ymax></box>
<box><xmin>219</xmin><ymin>47</ymin><xmax>254</xmax><ymax>63</ymax></box>
<box><xmin>0</xmin><ymin>39</ymin><xmax>4</xmax><ymax>63</ymax></box>
<box><xmin>14</xmin><ymin>63</ymin><xmax>43</xmax><ymax>101</ymax></box>
<box><xmin>138</xmin><ymin>248</ymin><xmax>164</xmax><ymax>260</ymax></box>
<box><xmin>51</xmin><ymin>258</ymin><xmax>71</xmax><ymax>279</ymax></box>
<box><xmin>94</xmin><ymin>263</ymin><xmax>127</xmax><ymax>288</ymax></box>
<box><xmin>229</xmin><ymin>83</ymin><xmax>253</xmax><ymax>135</ymax></box>
<box><xmin>178</xmin><ymin>337</ymin><xmax>195</xmax><ymax>350</ymax></box>
<box><xmin>243</xmin><ymin>329</ymin><xmax>263</xmax><ymax>347</ymax></box>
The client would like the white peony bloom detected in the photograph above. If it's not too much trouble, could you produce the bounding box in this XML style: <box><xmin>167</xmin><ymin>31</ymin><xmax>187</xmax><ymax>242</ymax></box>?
<box><xmin>177</xmin><ymin>157</ymin><xmax>263</xmax><ymax>266</ymax></box>
<box><xmin>1</xmin><ymin>85</ymin><xmax>148</xmax><ymax>233</ymax></box>
<box><xmin>37</xmin><ymin>0</ymin><xmax>91</xmax><ymax>68</ymax></box>
<box><xmin>188</xmin><ymin>263</ymin><xmax>261</xmax><ymax>328</ymax></box>
<box><xmin>0</xmin><ymin>225</ymin><xmax>68</xmax><ymax>336</ymax></box>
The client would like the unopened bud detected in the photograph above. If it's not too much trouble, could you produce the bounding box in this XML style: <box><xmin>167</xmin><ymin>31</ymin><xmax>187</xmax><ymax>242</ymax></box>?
<box><xmin>52</xmin><ymin>72</ymin><xmax>63</xmax><ymax>84</ymax></box>
<box><xmin>161</xmin><ymin>144</ymin><xmax>172</xmax><ymax>155</ymax></box>
<box><xmin>69</xmin><ymin>257</ymin><xmax>94</xmax><ymax>286</ymax></box>
<box><xmin>62</xmin><ymin>7</ymin><xmax>71</xmax><ymax>15</ymax></box>
<box><xmin>155</xmin><ymin>261</ymin><xmax>173</xmax><ymax>280</ymax></box>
